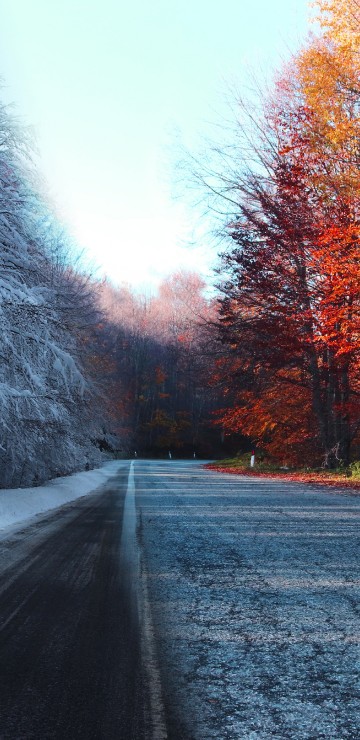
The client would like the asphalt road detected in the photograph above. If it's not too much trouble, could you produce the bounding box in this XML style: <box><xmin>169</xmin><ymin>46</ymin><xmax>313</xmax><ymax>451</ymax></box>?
<box><xmin>0</xmin><ymin>459</ymin><xmax>359</xmax><ymax>740</ymax></box>
<box><xmin>135</xmin><ymin>460</ymin><xmax>360</xmax><ymax>740</ymax></box>
<box><xmin>0</xmin><ymin>464</ymin><xmax>150</xmax><ymax>740</ymax></box>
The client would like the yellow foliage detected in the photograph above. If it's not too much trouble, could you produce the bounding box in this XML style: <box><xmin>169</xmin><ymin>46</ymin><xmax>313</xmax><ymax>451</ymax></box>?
<box><xmin>291</xmin><ymin>1</ymin><xmax>360</xmax><ymax>199</ymax></box>
<box><xmin>313</xmin><ymin>1</ymin><xmax>360</xmax><ymax>50</ymax></box>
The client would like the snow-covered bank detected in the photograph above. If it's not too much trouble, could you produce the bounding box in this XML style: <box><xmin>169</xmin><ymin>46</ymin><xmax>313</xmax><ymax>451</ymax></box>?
<box><xmin>0</xmin><ymin>460</ymin><xmax>125</xmax><ymax>534</ymax></box>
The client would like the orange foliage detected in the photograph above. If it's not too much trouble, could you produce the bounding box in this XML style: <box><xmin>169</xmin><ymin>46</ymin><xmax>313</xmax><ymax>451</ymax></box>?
<box><xmin>215</xmin><ymin>1</ymin><xmax>360</xmax><ymax>466</ymax></box>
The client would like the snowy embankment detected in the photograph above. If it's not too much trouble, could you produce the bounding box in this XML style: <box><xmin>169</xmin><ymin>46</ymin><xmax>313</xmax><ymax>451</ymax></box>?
<box><xmin>0</xmin><ymin>460</ymin><xmax>123</xmax><ymax>534</ymax></box>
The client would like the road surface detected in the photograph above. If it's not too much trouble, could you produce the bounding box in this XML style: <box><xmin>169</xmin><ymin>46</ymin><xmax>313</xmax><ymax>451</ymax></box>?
<box><xmin>0</xmin><ymin>460</ymin><xmax>359</xmax><ymax>739</ymax></box>
<box><xmin>136</xmin><ymin>460</ymin><xmax>360</xmax><ymax>739</ymax></box>
<box><xmin>0</xmin><ymin>464</ymin><xmax>151</xmax><ymax>739</ymax></box>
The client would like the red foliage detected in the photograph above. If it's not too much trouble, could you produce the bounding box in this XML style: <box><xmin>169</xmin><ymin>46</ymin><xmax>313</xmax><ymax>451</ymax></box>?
<box><xmin>206</xmin><ymin>465</ymin><xmax>360</xmax><ymax>491</ymax></box>
<box><xmin>215</xmin><ymin>85</ymin><xmax>360</xmax><ymax>467</ymax></box>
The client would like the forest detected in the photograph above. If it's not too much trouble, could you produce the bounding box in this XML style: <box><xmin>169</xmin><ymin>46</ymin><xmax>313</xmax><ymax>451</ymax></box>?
<box><xmin>0</xmin><ymin>0</ymin><xmax>359</xmax><ymax>487</ymax></box>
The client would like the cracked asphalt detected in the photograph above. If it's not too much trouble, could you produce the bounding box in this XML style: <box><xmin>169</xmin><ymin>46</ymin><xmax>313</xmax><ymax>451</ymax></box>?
<box><xmin>0</xmin><ymin>459</ymin><xmax>359</xmax><ymax>739</ymax></box>
<box><xmin>135</xmin><ymin>459</ymin><xmax>360</xmax><ymax>740</ymax></box>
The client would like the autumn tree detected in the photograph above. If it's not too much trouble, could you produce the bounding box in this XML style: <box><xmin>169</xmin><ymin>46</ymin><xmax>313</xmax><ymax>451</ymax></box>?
<box><xmin>197</xmin><ymin>2</ymin><xmax>360</xmax><ymax>466</ymax></box>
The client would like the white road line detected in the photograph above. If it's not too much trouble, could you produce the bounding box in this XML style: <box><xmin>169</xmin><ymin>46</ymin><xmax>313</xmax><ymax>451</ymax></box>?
<box><xmin>121</xmin><ymin>461</ymin><xmax>168</xmax><ymax>740</ymax></box>
<box><xmin>120</xmin><ymin>461</ymin><xmax>139</xmax><ymax>593</ymax></box>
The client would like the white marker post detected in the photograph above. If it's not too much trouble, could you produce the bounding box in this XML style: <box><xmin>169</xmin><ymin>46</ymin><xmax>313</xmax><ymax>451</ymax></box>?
<box><xmin>250</xmin><ymin>451</ymin><xmax>255</xmax><ymax>467</ymax></box>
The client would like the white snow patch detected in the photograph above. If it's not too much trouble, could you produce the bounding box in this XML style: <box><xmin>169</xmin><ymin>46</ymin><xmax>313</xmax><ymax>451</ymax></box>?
<box><xmin>0</xmin><ymin>460</ymin><xmax>123</xmax><ymax>535</ymax></box>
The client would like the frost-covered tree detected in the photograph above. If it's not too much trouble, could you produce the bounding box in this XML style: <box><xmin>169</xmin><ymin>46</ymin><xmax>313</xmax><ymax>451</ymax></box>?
<box><xmin>0</xmin><ymin>100</ymin><xmax>108</xmax><ymax>487</ymax></box>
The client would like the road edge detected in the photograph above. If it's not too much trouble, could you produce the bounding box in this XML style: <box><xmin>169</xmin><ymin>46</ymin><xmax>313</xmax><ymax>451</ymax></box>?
<box><xmin>121</xmin><ymin>461</ymin><xmax>168</xmax><ymax>740</ymax></box>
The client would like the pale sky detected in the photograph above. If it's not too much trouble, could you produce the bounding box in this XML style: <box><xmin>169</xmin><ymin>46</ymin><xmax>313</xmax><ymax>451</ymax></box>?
<box><xmin>0</xmin><ymin>0</ymin><xmax>311</xmax><ymax>290</ymax></box>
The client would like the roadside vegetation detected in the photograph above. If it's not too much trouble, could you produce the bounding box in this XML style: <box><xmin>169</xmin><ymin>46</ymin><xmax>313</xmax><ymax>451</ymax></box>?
<box><xmin>207</xmin><ymin>454</ymin><xmax>360</xmax><ymax>490</ymax></box>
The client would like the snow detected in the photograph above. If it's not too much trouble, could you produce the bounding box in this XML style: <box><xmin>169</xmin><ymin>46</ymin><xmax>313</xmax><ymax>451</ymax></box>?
<box><xmin>0</xmin><ymin>101</ymin><xmax>99</xmax><ymax>489</ymax></box>
<box><xmin>0</xmin><ymin>460</ymin><xmax>122</xmax><ymax>535</ymax></box>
